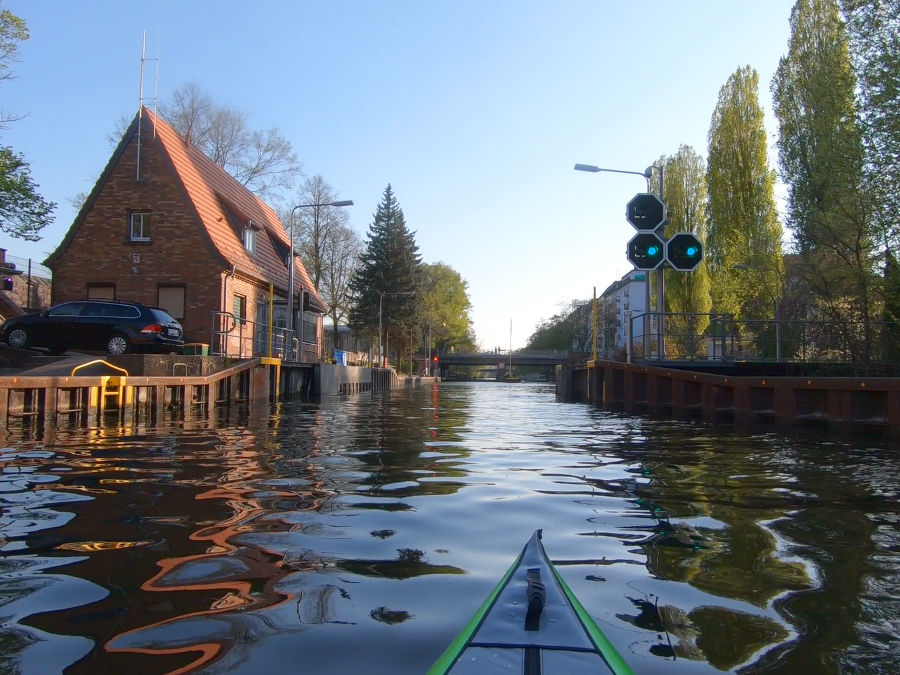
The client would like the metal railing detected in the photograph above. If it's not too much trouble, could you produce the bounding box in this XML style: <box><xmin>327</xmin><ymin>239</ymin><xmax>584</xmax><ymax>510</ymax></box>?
<box><xmin>626</xmin><ymin>312</ymin><xmax>900</xmax><ymax>369</ymax></box>
<box><xmin>210</xmin><ymin>312</ymin><xmax>319</xmax><ymax>363</ymax></box>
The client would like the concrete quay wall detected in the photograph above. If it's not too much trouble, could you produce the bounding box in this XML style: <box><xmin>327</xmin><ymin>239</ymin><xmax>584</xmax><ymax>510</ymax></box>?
<box><xmin>316</xmin><ymin>364</ymin><xmax>439</xmax><ymax>396</ymax></box>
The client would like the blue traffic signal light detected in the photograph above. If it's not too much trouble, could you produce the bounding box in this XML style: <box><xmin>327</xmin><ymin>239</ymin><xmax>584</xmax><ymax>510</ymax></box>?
<box><xmin>627</xmin><ymin>232</ymin><xmax>666</xmax><ymax>270</ymax></box>
<box><xmin>666</xmin><ymin>233</ymin><xmax>704</xmax><ymax>271</ymax></box>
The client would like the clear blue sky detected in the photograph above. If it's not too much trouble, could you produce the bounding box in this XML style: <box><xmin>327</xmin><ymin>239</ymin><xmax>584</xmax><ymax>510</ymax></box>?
<box><xmin>2</xmin><ymin>0</ymin><xmax>793</xmax><ymax>350</ymax></box>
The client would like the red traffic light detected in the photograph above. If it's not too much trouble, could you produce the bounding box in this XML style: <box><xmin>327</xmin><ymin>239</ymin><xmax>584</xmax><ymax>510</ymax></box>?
<box><xmin>432</xmin><ymin>356</ymin><xmax>439</xmax><ymax>363</ymax></box>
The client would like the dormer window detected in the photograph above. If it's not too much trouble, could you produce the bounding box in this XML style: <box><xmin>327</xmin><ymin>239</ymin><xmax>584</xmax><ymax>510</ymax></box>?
<box><xmin>243</xmin><ymin>221</ymin><xmax>258</xmax><ymax>253</ymax></box>
<box><xmin>130</xmin><ymin>211</ymin><xmax>151</xmax><ymax>242</ymax></box>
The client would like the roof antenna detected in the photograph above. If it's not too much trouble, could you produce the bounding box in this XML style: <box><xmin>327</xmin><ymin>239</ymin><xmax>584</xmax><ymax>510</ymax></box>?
<box><xmin>136</xmin><ymin>31</ymin><xmax>160</xmax><ymax>181</ymax></box>
<box><xmin>136</xmin><ymin>32</ymin><xmax>145</xmax><ymax>181</ymax></box>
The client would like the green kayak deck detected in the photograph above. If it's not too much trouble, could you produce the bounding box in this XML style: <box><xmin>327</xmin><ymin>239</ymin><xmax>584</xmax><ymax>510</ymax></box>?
<box><xmin>428</xmin><ymin>530</ymin><xmax>633</xmax><ymax>674</ymax></box>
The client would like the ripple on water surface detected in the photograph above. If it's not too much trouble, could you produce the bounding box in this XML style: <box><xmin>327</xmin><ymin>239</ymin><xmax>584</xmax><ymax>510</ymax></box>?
<box><xmin>0</xmin><ymin>383</ymin><xmax>898</xmax><ymax>674</ymax></box>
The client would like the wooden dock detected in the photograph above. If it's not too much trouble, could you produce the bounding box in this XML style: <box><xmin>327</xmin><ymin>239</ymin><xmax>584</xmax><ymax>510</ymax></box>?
<box><xmin>0</xmin><ymin>356</ymin><xmax>281</xmax><ymax>433</ymax></box>
<box><xmin>557</xmin><ymin>360</ymin><xmax>900</xmax><ymax>435</ymax></box>
<box><xmin>0</xmin><ymin>351</ymin><xmax>435</xmax><ymax>436</ymax></box>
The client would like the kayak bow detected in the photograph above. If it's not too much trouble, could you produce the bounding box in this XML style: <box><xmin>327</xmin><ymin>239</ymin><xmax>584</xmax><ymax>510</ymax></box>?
<box><xmin>428</xmin><ymin>530</ymin><xmax>633</xmax><ymax>674</ymax></box>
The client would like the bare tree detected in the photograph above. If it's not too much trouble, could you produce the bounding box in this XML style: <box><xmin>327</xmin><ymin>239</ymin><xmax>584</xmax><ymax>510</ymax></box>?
<box><xmin>282</xmin><ymin>175</ymin><xmax>361</xmax><ymax>344</ymax></box>
<box><xmin>160</xmin><ymin>82</ymin><xmax>302</xmax><ymax>199</ymax></box>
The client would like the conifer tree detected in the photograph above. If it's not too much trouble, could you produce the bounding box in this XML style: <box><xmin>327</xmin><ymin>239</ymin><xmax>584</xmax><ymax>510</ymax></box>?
<box><xmin>348</xmin><ymin>185</ymin><xmax>422</xmax><ymax>361</ymax></box>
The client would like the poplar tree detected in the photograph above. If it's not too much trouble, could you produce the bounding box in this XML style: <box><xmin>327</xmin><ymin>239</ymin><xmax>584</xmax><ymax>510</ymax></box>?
<box><xmin>772</xmin><ymin>0</ymin><xmax>877</xmax><ymax>336</ymax></box>
<box><xmin>659</xmin><ymin>146</ymin><xmax>712</xmax><ymax>356</ymax></box>
<box><xmin>841</xmin><ymin>0</ymin><xmax>900</xmax><ymax>255</ymax></box>
<box><xmin>707</xmin><ymin>66</ymin><xmax>783</xmax><ymax>320</ymax></box>
<box><xmin>841</xmin><ymin>0</ymin><xmax>900</xmax><ymax>356</ymax></box>
<box><xmin>348</xmin><ymin>185</ymin><xmax>422</xmax><ymax>359</ymax></box>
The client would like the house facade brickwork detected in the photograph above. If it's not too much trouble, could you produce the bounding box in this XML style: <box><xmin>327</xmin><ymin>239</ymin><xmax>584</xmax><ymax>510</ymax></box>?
<box><xmin>46</xmin><ymin>108</ymin><xmax>323</xmax><ymax>361</ymax></box>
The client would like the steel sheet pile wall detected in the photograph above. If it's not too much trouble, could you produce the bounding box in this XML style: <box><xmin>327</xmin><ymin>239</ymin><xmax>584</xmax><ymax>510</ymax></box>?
<box><xmin>558</xmin><ymin>361</ymin><xmax>900</xmax><ymax>434</ymax></box>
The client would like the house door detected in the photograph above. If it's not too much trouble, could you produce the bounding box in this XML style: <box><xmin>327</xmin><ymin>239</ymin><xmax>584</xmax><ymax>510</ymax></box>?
<box><xmin>255</xmin><ymin>302</ymin><xmax>272</xmax><ymax>356</ymax></box>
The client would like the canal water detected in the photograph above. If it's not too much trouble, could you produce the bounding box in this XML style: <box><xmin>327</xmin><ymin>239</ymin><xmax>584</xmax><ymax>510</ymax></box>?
<box><xmin>0</xmin><ymin>382</ymin><xmax>898</xmax><ymax>674</ymax></box>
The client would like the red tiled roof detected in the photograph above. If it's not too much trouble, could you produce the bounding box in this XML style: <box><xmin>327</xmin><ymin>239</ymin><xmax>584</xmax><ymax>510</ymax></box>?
<box><xmin>144</xmin><ymin>107</ymin><xmax>323</xmax><ymax>310</ymax></box>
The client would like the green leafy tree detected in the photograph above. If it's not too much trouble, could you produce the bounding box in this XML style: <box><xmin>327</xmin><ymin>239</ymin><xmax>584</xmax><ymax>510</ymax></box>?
<box><xmin>706</xmin><ymin>66</ymin><xmax>783</xmax><ymax>320</ymax></box>
<box><xmin>0</xmin><ymin>4</ymin><xmax>55</xmax><ymax>240</ymax></box>
<box><xmin>658</xmin><ymin>147</ymin><xmax>712</xmax><ymax>356</ymax></box>
<box><xmin>420</xmin><ymin>262</ymin><xmax>476</xmax><ymax>353</ymax></box>
<box><xmin>772</xmin><ymin>0</ymin><xmax>876</xmax><ymax>330</ymax></box>
<box><xmin>841</xmin><ymin>0</ymin><xmax>900</xmax><ymax>257</ymax></box>
<box><xmin>526</xmin><ymin>300</ymin><xmax>590</xmax><ymax>351</ymax></box>
<box><xmin>348</xmin><ymin>185</ymin><xmax>421</xmax><ymax>362</ymax></box>
<box><xmin>883</xmin><ymin>249</ymin><xmax>900</xmax><ymax>362</ymax></box>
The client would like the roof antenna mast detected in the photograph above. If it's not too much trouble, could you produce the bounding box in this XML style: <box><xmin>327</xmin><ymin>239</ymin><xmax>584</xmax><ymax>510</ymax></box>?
<box><xmin>136</xmin><ymin>31</ymin><xmax>160</xmax><ymax>181</ymax></box>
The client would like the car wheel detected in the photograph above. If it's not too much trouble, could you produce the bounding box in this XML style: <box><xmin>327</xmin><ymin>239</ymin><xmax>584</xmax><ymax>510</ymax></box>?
<box><xmin>6</xmin><ymin>327</ymin><xmax>30</xmax><ymax>349</ymax></box>
<box><xmin>106</xmin><ymin>333</ymin><xmax>130</xmax><ymax>355</ymax></box>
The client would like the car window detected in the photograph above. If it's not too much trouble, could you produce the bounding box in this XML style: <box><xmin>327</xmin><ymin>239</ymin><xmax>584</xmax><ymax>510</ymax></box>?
<box><xmin>82</xmin><ymin>302</ymin><xmax>140</xmax><ymax>318</ymax></box>
<box><xmin>48</xmin><ymin>302</ymin><xmax>85</xmax><ymax>317</ymax></box>
<box><xmin>81</xmin><ymin>302</ymin><xmax>108</xmax><ymax>317</ymax></box>
<box><xmin>149</xmin><ymin>308</ymin><xmax>178</xmax><ymax>324</ymax></box>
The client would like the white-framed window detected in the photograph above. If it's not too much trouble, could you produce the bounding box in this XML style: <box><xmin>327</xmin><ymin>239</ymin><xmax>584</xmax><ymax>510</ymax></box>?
<box><xmin>243</xmin><ymin>226</ymin><xmax>256</xmax><ymax>253</ymax></box>
<box><xmin>130</xmin><ymin>211</ymin><xmax>151</xmax><ymax>241</ymax></box>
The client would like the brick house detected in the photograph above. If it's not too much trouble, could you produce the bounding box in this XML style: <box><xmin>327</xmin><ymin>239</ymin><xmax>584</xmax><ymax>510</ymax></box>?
<box><xmin>45</xmin><ymin>107</ymin><xmax>324</xmax><ymax>361</ymax></box>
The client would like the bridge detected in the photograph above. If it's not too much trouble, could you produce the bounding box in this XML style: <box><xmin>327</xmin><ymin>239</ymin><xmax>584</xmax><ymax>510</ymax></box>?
<box><xmin>435</xmin><ymin>350</ymin><xmax>573</xmax><ymax>368</ymax></box>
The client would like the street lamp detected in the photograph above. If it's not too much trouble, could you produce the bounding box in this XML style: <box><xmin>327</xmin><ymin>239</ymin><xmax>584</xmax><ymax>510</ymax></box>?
<box><xmin>287</xmin><ymin>200</ymin><xmax>353</xmax><ymax>346</ymax></box>
<box><xmin>378</xmin><ymin>290</ymin><xmax>414</xmax><ymax>368</ymax></box>
<box><xmin>575</xmin><ymin>161</ymin><xmax>665</xmax><ymax>360</ymax></box>
<box><xmin>574</xmin><ymin>163</ymin><xmax>653</xmax><ymax>183</ymax></box>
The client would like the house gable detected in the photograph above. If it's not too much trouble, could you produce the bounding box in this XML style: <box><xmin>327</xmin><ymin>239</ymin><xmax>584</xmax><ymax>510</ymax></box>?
<box><xmin>144</xmin><ymin>108</ymin><xmax>324</xmax><ymax>311</ymax></box>
<box><xmin>45</xmin><ymin>107</ymin><xmax>326</xmax><ymax>352</ymax></box>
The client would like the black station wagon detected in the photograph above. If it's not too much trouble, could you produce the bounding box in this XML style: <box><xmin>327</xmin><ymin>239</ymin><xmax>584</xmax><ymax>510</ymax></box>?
<box><xmin>1</xmin><ymin>299</ymin><xmax>184</xmax><ymax>355</ymax></box>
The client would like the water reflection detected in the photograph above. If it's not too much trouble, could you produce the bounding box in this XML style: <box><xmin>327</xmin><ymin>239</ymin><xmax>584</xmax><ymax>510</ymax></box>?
<box><xmin>0</xmin><ymin>384</ymin><xmax>897</xmax><ymax>673</ymax></box>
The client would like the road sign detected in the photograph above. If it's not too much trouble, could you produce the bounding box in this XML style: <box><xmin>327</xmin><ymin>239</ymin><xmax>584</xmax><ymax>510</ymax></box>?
<box><xmin>666</xmin><ymin>233</ymin><xmax>703</xmax><ymax>271</ymax></box>
<box><xmin>627</xmin><ymin>232</ymin><xmax>666</xmax><ymax>270</ymax></box>
<box><xmin>626</xmin><ymin>193</ymin><xmax>666</xmax><ymax>231</ymax></box>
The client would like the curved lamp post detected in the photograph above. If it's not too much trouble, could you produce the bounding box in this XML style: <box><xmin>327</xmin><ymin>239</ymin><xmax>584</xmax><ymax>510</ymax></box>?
<box><xmin>287</xmin><ymin>200</ymin><xmax>353</xmax><ymax>350</ymax></box>
<box><xmin>575</xmin><ymin>161</ymin><xmax>665</xmax><ymax>361</ymax></box>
